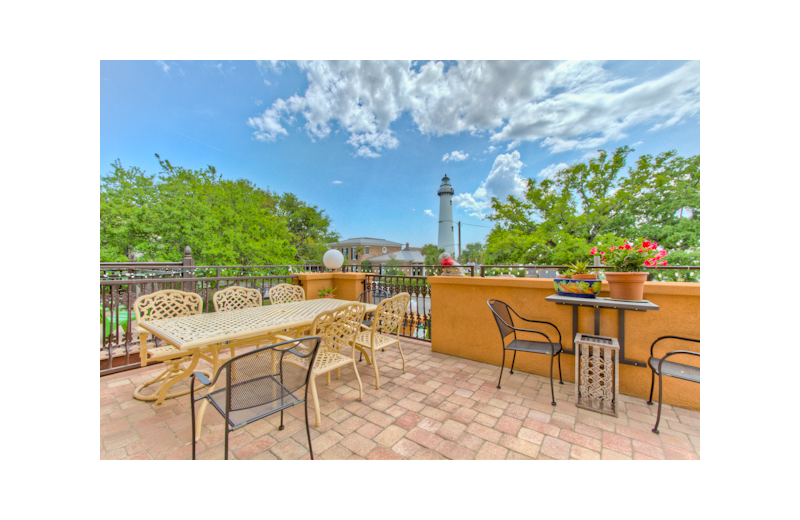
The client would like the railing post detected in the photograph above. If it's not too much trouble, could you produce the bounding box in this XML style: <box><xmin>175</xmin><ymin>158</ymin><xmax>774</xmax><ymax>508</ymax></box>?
<box><xmin>182</xmin><ymin>246</ymin><xmax>195</xmax><ymax>293</ymax></box>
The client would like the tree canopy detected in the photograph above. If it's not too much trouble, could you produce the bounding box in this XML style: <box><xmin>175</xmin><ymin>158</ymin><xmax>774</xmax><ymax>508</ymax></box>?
<box><xmin>100</xmin><ymin>156</ymin><xmax>340</xmax><ymax>265</ymax></box>
<box><xmin>484</xmin><ymin>147</ymin><xmax>699</xmax><ymax>280</ymax></box>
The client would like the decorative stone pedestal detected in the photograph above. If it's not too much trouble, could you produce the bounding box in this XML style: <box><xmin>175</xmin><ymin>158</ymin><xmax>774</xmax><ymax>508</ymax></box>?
<box><xmin>574</xmin><ymin>333</ymin><xmax>620</xmax><ymax>417</ymax></box>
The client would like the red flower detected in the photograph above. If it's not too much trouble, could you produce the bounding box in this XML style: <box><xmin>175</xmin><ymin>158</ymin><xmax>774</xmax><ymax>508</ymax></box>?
<box><xmin>661</xmin><ymin>261</ymin><xmax>668</xmax><ymax>266</ymax></box>
<box><xmin>624</xmin><ymin>243</ymin><xmax>632</xmax><ymax>250</ymax></box>
<box><xmin>589</xmin><ymin>247</ymin><xmax>598</xmax><ymax>255</ymax></box>
<box><xmin>650</xmin><ymin>242</ymin><xmax>658</xmax><ymax>250</ymax></box>
<box><xmin>642</xmin><ymin>240</ymin><xmax>651</xmax><ymax>248</ymax></box>
<box><xmin>657</xmin><ymin>250</ymin><xmax>667</xmax><ymax>259</ymax></box>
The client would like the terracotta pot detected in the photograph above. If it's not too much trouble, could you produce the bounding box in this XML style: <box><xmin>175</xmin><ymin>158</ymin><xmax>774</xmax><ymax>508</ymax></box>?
<box><xmin>571</xmin><ymin>273</ymin><xmax>597</xmax><ymax>280</ymax></box>
<box><xmin>559</xmin><ymin>273</ymin><xmax>572</xmax><ymax>279</ymax></box>
<box><xmin>322</xmin><ymin>295</ymin><xmax>335</xmax><ymax>299</ymax></box>
<box><xmin>604</xmin><ymin>272</ymin><xmax>648</xmax><ymax>300</ymax></box>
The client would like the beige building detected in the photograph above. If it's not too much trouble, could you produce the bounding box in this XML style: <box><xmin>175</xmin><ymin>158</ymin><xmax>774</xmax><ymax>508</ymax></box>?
<box><xmin>327</xmin><ymin>237</ymin><xmax>422</xmax><ymax>264</ymax></box>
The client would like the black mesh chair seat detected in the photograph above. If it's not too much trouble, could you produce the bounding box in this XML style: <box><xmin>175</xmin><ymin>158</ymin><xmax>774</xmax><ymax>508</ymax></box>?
<box><xmin>202</xmin><ymin>375</ymin><xmax>304</xmax><ymax>429</ymax></box>
<box><xmin>507</xmin><ymin>339</ymin><xmax>562</xmax><ymax>356</ymax></box>
<box><xmin>648</xmin><ymin>357</ymin><xmax>700</xmax><ymax>383</ymax></box>
<box><xmin>646</xmin><ymin>335</ymin><xmax>700</xmax><ymax>434</ymax></box>
<box><xmin>487</xmin><ymin>299</ymin><xmax>563</xmax><ymax>405</ymax></box>
<box><xmin>190</xmin><ymin>336</ymin><xmax>321</xmax><ymax>460</ymax></box>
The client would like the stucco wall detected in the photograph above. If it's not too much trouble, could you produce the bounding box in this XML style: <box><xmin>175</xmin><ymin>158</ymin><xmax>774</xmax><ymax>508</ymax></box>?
<box><xmin>295</xmin><ymin>272</ymin><xmax>366</xmax><ymax>301</ymax></box>
<box><xmin>428</xmin><ymin>276</ymin><xmax>700</xmax><ymax>411</ymax></box>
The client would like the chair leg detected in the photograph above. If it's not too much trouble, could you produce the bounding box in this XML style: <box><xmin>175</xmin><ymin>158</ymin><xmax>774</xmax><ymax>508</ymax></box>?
<box><xmin>326</xmin><ymin>372</ymin><xmax>331</xmax><ymax>386</ymax></box>
<box><xmin>279</xmin><ymin>409</ymin><xmax>285</xmax><ymax>430</ymax></box>
<box><xmin>647</xmin><ymin>370</ymin><xmax>655</xmax><ymax>405</ymax></box>
<box><xmin>549</xmin><ymin>355</ymin><xmax>556</xmax><ymax>406</ymax></box>
<box><xmin>191</xmin><ymin>390</ymin><xmax>197</xmax><ymax>460</ymax></box>
<box><xmin>305</xmin><ymin>399</ymin><xmax>314</xmax><ymax>460</ymax></box>
<box><xmin>510</xmin><ymin>350</ymin><xmax>517</xmax><ymax>374</ymax></box>
<box><xmin>372</xmin><ymin>348</ymin><xmax>381</xmax><ymax>390</ymax></box>
<box><xmin>558</xmin><ymin>352</ymin><xmax>563</xmax><ymax>384</ymax></box>
<box><xmin>352</xmin><ymin>358</ymin><xmax>364</xmax><ymax>401</ymax></box>
<box><xmin>497</xmin><ymin>349</ymin><xmax>506</xmax><ymax>389</ymax></box>
<box><xmin>336</xmin><ymin>367</ymin><xmax>341</xmax><ymax>380</ymax></box>
<box><xmin>653</xmin><ymin>373</ymin><xmax>664</xmax><ymax>434</ymax></box>
<box><xmin>224</xmin><ymin>426</ymin><xmax>229</xmax><ymax>460</ymax></box>
<box><xmin>397</xmin><ymin>341</ymin><xmax>406</xmax><ymax>374</ymax></box>
<box><xmin>310</xmin><ymin>374</ymin><xmax>322</xmax><ymax>427</ymax></box>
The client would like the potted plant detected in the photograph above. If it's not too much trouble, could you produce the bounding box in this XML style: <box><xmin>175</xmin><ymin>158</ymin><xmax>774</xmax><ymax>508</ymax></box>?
<box><xmin>566</xmin><ymin>260</ymin><xmax>596</xmax><ymax>280</ymax></box>
<box><xmin>590</xmin><ymin>239</ymin><xmax>668</xmax><ymax>301</ymax></box>
<box><xmin>317</xmin><ymin>287</ymin><xmax>337</xmax><ymax>299</ymax></box>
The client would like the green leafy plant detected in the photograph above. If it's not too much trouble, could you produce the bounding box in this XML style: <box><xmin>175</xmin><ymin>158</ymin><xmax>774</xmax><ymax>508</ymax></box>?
<box><xmin>317</xmin><ymin>286</ymin><xmax>337</xmax><ymax>297</ymax></box>
<box><xmin>566</xmin><ymin>260</ymin><xmax>591</xmax><ymax>275</ymax></box>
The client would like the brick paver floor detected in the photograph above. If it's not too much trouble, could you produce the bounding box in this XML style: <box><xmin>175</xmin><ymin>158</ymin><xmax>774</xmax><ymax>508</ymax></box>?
<box><xmin>100</xmin><ymin>338</ymin><xmax>700</xmax><ymax>460</ymax></box>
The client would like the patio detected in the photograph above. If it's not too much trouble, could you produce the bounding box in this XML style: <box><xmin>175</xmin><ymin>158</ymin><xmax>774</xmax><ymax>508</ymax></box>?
<box><xmin>100</xmin><ymin>337</ymin><xmax>700</xmax><ymax>460</ymax></box>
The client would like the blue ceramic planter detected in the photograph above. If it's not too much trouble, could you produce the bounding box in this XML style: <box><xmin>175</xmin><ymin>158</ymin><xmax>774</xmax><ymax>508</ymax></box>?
<box><xmin>553</xmin><ymin>278</ymin><xmax>602</xmax><ymax>298</ymax></box>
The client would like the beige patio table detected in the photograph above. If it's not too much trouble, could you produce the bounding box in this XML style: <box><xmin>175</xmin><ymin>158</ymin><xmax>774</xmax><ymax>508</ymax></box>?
<box><xmin>136</xmin><ymin>298</ymin><xmax>377</xmax><ymax>440</ymax></box>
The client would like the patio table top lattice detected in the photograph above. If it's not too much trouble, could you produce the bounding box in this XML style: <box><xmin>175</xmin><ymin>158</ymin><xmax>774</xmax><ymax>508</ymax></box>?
<box><xmin>100</xmin><ymin>337</ymin><xmax>700</xmax><ymax>460</ymax></box>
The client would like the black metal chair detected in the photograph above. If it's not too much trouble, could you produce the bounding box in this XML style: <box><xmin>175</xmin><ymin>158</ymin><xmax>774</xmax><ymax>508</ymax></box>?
<box><xmin>356</xmin><ymin>287</ymin><xmax>390</xmax><ymax>362</ymax></box>
<box><xmin>190</xmin><ymin>336</ymin><xmax>321</xmax><ymax>460</ymax></box>
<box><xmin>487</xmin><ymin>299</ymin><xmax>563</xmax><ymax>405</ymax></box>
<box><xmin>646</xmin><ymin>336</ymin><xmax>700</xmax><ymax>434</ymax></box>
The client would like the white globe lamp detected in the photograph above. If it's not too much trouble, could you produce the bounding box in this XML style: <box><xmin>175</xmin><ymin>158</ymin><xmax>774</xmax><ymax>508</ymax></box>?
<box><xmin>323</xmin><ymin>249</ymin><xmax>344</xmax><ymax>271</ymax></box>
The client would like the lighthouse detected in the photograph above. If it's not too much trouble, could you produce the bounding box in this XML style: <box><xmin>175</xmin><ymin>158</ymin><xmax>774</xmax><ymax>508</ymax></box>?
<box><xmin>437</xmin><ymin>174</ymin><xmax>455</xmax><ymax>254</ymax></box>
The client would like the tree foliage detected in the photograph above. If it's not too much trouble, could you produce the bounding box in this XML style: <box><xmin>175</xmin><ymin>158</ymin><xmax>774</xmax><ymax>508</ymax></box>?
<box><xmin>421</xmin><ymin>244</ymin><xmax>444</xmax><ymax>266</ymax></box>
<box><xmin>100</xmin><ymin>156</ymin><xmax>340</xmax><ymax>265</ymax></box>
<box><xmin>485</xmin><ymin>147</ymin><xmax>699</xmax><ymax>280</ymax></box>
<box><xmin>459</xmin><ymin>242</ymin><xmax>485</xmax><ymax>264</ymax></box>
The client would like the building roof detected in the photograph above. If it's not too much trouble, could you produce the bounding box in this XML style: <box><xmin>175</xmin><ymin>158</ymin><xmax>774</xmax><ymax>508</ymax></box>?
<box><xmin>327</xmin><ymin>237</ymin><xmax>403</xmax><ymax>248</ymax></box>
<box><xmin>365</xmin><ymin>250</ymin><xmax>425</xmax><ymax>264</ymax></box>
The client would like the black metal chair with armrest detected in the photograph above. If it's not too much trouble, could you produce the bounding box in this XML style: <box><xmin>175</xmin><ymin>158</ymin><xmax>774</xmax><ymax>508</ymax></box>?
<box><xmin>190</xmin><ymin>336</ymin><xmax>321</xmax><ymax>460</ymax></box>
<box><xmin>646</xmin><ymin>335</ymin><xmax>700</xmax><ymax>434</ymax></box>
<box><xmin>487</xmin><ymin>299</ymin><xmax>563</xmax><ymax>405</ymax></box>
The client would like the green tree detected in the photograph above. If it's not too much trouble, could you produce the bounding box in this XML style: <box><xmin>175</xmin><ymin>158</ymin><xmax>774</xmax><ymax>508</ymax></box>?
<box><xmin>421</xmin><ymin>243</ymin><xmax>444</xmax><ymax>265</ymax></box>
<box><xmin>100</xmin><ymin>156</ymin><xmax>338</xmax><ymax>266</ymax></box>
<box><xmin>274</xmin><ymin>193</ymin><xmax>340</xmax><ymax>264</ymax></box>
<box><xmin>485</xmin><ymin>147</ymin><xmax>700</xmax><ymax>279</ymax></box>
<box><xmin>459</xmin><ymin>242</ymin><xmax>485</xmax><ymax>264</ymax></box>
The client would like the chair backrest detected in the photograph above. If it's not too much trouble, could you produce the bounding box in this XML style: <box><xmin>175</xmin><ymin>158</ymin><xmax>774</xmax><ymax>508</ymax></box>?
<box><xmin>213</xmin><ymin>337</ymin><xmax>321</xmax><ymax>412</ymax></box>
<box><xmin>269</xmin><ymin>283</ymin><xmax>306</xmax><ymax>305</ymax></box>
<box><xmin>487</xmin><ymin>299</ymin><xmax>515</xmax><ymax>340</ymax></box>
<box><xmin>133</xmin><ymin>289</ymin><xmax>203</xmax><ymax>323</ymax></box>
<box><xmin>371</xmin><ymin>292</ymin><xmax>410</xmax><ymax>335</ymax></box>
<box><xmin>310</xmin><ymin>303</ymin><xmax>365</xmax><ymax>357</ymax></box>
<box><xmin>213</xmin><ymin>286</ymin><xmax>262</xmax><ymax>312</ymax></box>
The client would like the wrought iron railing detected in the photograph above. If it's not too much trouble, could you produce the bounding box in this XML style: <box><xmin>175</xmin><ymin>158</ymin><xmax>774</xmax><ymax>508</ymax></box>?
<box><xmin>364</xmin><ymin>274</ymin><xmax>432</xmax><ymax>342</ymax></box>
<box><xmin>99</xmin><ymin>274</ymin><xmax>297</xmax><ymax>376</ymax></box>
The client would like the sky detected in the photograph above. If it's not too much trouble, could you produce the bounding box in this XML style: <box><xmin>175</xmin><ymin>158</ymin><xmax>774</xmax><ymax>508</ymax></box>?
<box><xmin>100</xmin><ymin>60</ymin><xmax>700</xmax><ymax>251</ymax></box>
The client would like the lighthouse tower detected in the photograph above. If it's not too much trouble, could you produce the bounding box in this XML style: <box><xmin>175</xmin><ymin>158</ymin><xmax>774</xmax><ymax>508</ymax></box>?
<box><xmin>437</xmin><ymin>174</ymin><xmax>455</xmax><ymax>254</ymax></box>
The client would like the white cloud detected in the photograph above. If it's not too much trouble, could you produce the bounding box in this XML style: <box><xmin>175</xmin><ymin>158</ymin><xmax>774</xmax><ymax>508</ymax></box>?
<box><xmin>443</xmin><ymin>150</ymin><xmax>469</xmax><ymax>162</ymax></box>
<box><xmin>248</xmin><ymin>60</ymin><xmax>700</xmax><ymax>157</ymax></box>
<box><xmin>156</xmin><ymin>60</ymin><xmax>169</xmax><ymax>73</ymax></box>
<box><xmin>424</xmin><ymin>209</ymin><xmax>435</xmax><ymax>217</ymax></box>
<box><xmin>537</xmin><ymin>163</ymin><xmax>569</xmax><ymax>180</ymax></box>
<box><xmin>452</xmin><ymin>150</ymin><xmax>527</xmax><ymax>217</ymax></box>
<box><xmin>332</xmin><ymin>180</ymin><xmax>342</xmax><ymax>184</ymax></box>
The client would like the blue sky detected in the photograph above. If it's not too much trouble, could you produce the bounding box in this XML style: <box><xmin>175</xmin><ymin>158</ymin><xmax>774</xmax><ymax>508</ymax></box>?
<box><xmin>101</xmin><ymin>60</ymin><xmax>700</xmax><ymax>251</ymax></box>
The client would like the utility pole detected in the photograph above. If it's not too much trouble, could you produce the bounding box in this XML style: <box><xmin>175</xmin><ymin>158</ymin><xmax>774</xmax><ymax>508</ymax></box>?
<box><xmin>458</xmin><ymin>221</ymin><xmax>461</xmax><ymax>260</ymax></box>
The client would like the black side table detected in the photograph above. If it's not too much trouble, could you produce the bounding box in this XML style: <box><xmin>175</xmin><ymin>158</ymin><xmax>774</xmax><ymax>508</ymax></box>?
<box><xmin>544</xmin><ymin>294</ymin><xmax>659</xmax><ymax>367</ymax></box>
